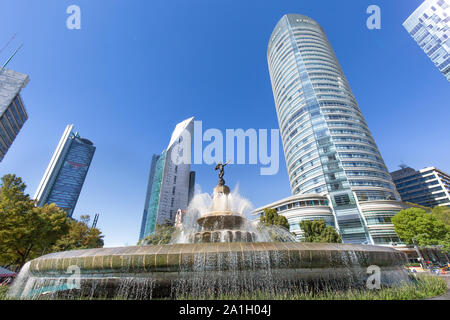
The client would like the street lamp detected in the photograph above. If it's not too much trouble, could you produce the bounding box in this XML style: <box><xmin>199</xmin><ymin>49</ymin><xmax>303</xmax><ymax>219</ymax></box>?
<box><xmin>412</xmin><ymin>237</ymin><xmax>425</xmax><ymax>269</ymax></box>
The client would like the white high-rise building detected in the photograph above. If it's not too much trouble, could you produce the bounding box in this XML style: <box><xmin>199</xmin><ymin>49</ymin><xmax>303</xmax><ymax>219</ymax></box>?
<box><xmin>403</xmin><ymin>0</ymin><xmax>450</xmax><ymax>81</ymax></box>
<box><xmin>391</xmin><ymin>166</ymin><xmax>450</xmax><ymax>207</ymax></box>
<box><xmin>139</xmin><ymin>117</ymin><xmax>196</xmax><ymax>240</ymax></box>
<box><xmin>266</xmin><ymin>14</ymin><xmax>407</xmax><ymax>245</ymax></box>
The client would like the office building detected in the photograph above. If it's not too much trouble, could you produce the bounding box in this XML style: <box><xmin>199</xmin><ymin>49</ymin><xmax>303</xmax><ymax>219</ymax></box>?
<box><xmin>139</xmin><ymin>117</ymin><xmax>196</xmax><ymax>240</ymax></box>
<box><xmin>266</xmin><ymin>14</ymin><xmax>407</xmax><ymax>244</ymax></box>
<box><xmin>403</xmin><ymin>0</ymin><xmax>450</xmax><ymax>81</ymax></box>
<box><xmin>34</xmin><ymin>125</ymin><xmax>96</xmax><ymax>218</ymax></box>
<box><xmin>253</xmin><ymin>194</ymin><xmax>335</xmax><ymax>241</ymax></box>
<box><xmin>391</xmin><ymin>166</ymin><xmax>450</xmax><ymax>207</ymax></box>
<box><xmin>0</xmin><ymin>68</ymin><xmax>29</xmax><ymax>161</ymax></box>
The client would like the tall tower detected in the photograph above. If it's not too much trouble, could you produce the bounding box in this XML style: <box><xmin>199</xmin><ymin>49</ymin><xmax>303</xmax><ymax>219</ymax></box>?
<box><xmin>139</xmin><ymin>117</ymin><xmax>195</xmax><ymax>240</ymax></box>
<box><xmin>34</xmin><ymin>125</ymin><xmax>96</xmax><ymax>218</ymax></box>
<box><xmin>403</xmin><ymin>0</ymin><xmax>450</xmax><ymax>81</ymax></box>
<box><xmin>268</xmin><ymin>14</ymin><xmax>404</xmax><ymax>244</ymax></box>
<box><xmin>0</xmin><ymin>68</ymin><xmax>29</xmax><ymax>162</ymax></box>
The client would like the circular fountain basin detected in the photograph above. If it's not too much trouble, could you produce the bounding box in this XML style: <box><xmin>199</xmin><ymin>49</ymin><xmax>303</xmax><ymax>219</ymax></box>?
<box><xmin>197</xmin><ymin>211</ymin><xmax>248</xmax><ymax>230</ymax></box>
<box><xmin>10</xmin><ymin>242</ymin><xmax>410</xmax><ymax>299</ymax></box>
<box><xmin>194</xmin><ymin>211</ymin><xmax>256</xmax><ymax>243</ymax></box>
<box><xmin>191</xmin><ymin>229</ymin><xmax>256</xmax><ymax>243</ymax></box>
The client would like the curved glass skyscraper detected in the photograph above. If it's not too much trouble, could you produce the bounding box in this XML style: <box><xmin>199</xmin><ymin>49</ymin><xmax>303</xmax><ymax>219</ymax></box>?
<box><xmin>34</xmin><ymin>125</ymin><xmax>96</xmax><ymax>218</ymax></box>
<box><xmin>268</xmin><ymin>14</ymin><xmax>405</xmax><ymax>244</ymax></box>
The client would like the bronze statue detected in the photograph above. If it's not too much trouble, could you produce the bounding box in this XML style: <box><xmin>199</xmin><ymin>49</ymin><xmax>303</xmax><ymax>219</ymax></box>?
<box><xmin>215</xmin><ymin>161</ymin><xmax>229</xmax><ymax>186</ymax></box>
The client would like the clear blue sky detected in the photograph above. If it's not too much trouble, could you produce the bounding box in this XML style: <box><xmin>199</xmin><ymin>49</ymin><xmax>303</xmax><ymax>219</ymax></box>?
<box><xmin>1</xmin><ymin>0</ymin><xmax>449</xmax><ymax>247</ymax></box>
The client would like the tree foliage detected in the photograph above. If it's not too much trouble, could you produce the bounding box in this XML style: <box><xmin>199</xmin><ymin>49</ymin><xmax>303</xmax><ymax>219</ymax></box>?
<box><xmin>430</xmin><ymin>206</ymin><xmax>450</xmax><ymax>227</ymax></box>
<box><xmin>139</xmin><ymin>224</ymin><xmax>178</xmax><ymax>245</ymax></box>
<box><xmin>52</xmin><ymin>215</ymin><xmax>104</xmax><ymax>252</ymax></box>
<box><xmin>260</xmin><ymin>208</ymin><xmax>290</xmax><ymax>230</ymax></box>
<box><xmin>0</xmin><ymin>174</ymin><xmax>105</xmax><ymax>270</ymax></box>
<box><xmin>299</xmin><ymin>220</ymin><xmax>342</xmax><ymax>243</ymax></box>
<box><xmin>392</xmin><ymin>208</ymin><xmax>449</xmax><ymax>252</ymax></box>
<box><xmin>0</xmin><ymin>175</ymin><xmax>69</xmax><ymax>270</ymax></box>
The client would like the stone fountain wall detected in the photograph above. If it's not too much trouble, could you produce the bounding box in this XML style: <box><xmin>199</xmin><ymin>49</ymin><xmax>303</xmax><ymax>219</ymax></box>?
<box><xmin>10</xmin><ymin>242</ymin><xmax>411</xmax><ymax>299</ymax></box>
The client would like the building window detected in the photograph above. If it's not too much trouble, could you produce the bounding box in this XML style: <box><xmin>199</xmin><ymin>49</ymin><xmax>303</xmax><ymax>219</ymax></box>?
<box><xmin>334</xmin><ymin>194</ymin><xmax>350</xmax><ymax>206</ymax></box>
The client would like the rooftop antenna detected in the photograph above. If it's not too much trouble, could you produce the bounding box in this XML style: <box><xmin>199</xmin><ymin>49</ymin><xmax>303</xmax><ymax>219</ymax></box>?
<box><xmin>1</xmin><ymin>43</ymin><xmax>23</xmax><ymax>71</ymax></box>
<box><xmin>0</xmin><ymin>33</ymin><xmax>17</xmax><ymax>55</ymax></box>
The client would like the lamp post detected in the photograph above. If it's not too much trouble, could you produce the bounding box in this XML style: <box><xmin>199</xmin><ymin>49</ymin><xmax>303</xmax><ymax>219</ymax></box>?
<box><xmin>412</xmin><ymin>237</ymin><xmax>425</xmax><ymax>269</ymax></box>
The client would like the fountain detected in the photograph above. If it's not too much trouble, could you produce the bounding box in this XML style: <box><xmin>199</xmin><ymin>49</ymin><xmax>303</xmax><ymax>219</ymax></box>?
<box><xmin>8</xmin><ymin>164</ymin><xmax>411</xmax><ymax>299</ymax></box>
<box><xmin>189</xmin><ymin>162</ymin><xmax>256</xmax><ymax>243</ymax></box>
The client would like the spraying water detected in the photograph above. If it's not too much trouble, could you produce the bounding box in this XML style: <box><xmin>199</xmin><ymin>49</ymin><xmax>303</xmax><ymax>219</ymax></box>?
<box><xmin>171</xmin><ymin>184</ymin><xmax>296</xmax><ymax>244</ymax></box>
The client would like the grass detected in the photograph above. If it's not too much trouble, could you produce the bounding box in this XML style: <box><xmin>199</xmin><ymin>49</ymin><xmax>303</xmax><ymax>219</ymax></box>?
<box><xmin>177</xmin><ymin>275</ymin><xmax>447</xmax><ymax>300</ymax></box>
<box><xmin>0</xmin><ymin>286</ymin><xmax>8</xmax><ymax>300</ymax></box>
<box><xmin>0</xmin><ymin>275</ymin><xmax>446</xmax><ymax>300</ymax></box>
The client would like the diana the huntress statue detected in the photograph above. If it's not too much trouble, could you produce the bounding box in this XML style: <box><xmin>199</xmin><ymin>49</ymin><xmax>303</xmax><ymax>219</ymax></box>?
<box><xmin>214</xmin><ymin>161</ymin><xmax>229</xmax><ymax>186</ymax></box>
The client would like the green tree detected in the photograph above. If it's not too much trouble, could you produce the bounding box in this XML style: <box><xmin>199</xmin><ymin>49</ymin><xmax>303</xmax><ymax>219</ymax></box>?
<box><xmin>431</xmin><ymin>206</ymin><xmax>450</xmax><ymax>226</ymax></box>
<box><xmin>258</xmin><ymin>208</ymin><xmax>293</xmax><ymax>242</ymax></box>
<box><xmin>139</xmin><ymin>224</ymin><xmax>178</xmax><ymax>245</ymax></box>
<box><xmin>299</xmin><ymin>220</ymin><xmax>341</xmax><ymax>243</ymax></box>
<box><xmin>0</xmin><ymin>175</ymin><xmax>70</xmax><ymax>270</ymax></box>
<box><xmin>52</xmin><ymin>215</ymin><xmax>104</xmax><ymax>252</ymax></box>
<box><xmin>260</xmin><ymin>208</ymin><xmax>290</xmax><ymax>229</ymax></box>
<box><xmin>392</xmin><ymin>208</ymin><xmax>449</xmax><ymax>251</ymax></box>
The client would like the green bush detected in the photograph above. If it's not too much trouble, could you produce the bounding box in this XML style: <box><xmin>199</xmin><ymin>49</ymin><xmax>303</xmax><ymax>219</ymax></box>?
<box><xmin>406</xmin><ymin>263</ymin><xmax>422</xmax><ymax>267</ymax></box>
<box><xmin>0</xmin><ymin>286</ymin><xmax>8</xmax><ymax>300</ymax></box>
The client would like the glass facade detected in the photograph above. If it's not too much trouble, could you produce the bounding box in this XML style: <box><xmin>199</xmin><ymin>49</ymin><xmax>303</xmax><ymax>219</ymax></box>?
<box><xmin>391</xmin><ymin>166</ymin><xmax>450</xmax><ymax>207</ymax></box>
<box><xmin>403</xmin><ymin>0</ymin><xmax>450</xmax><ymax>81</ymax></box>
<box><xmin>34</xmin><ymin>125</ymin><xmax>95</xmax><ymax>218</ymax></box>
<box><xmin>139</xmin><ymin>117</ymin><xmax>196</xmax><ymax>240</ymax></box>
<box><xmin>267</xmin><ymin>14</ymin><xmax>401</xmax><ymax>244</ymax></box>
<box><xmin>362</xmin><ymin>209</ymin><xmax>403</xmax><ymax>245</ymax></box>
<box><xmin>253</xmin><ymin>195</ymin><xmax>336</xmax><ymax>241</ymax></box>
<box><xmin>0</xmin><ymin>69</ymin><xmax>29</xmax><ymax>162</ymax></box>
<box><xmin>142</xmin><ymin>152</ymin><xmax>166</xmax><ymax>239</ymax></box>
<box><xmin>139</xmin><ymin>154</ymin><xmax>160</xmax><ymax>240</ymax></box>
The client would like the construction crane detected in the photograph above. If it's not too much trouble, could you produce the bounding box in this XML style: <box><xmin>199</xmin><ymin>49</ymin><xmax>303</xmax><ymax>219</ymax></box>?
<box><xmin>91</xmin><ymin>213</ymin><xmax>99</xmax><ymax>228</ymax></box>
